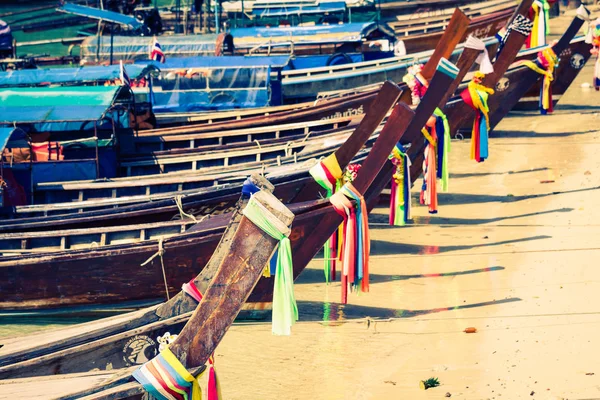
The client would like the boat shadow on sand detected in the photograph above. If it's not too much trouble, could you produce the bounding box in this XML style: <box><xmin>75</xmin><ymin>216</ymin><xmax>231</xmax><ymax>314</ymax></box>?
<box><xmin>449</xmin><ymin>167</ymin><xmax>550</xmax><ymax>179</ymax></box>
<box><xmin>294</xmin><ymin>297</ymin><xmax>522</xmax><ymax>322</ymax></box>
<box><xmin>435</xmin><ymin>185</ymin><xmax>600</xmax><ymax>204</ymax></box>
<box><xmin>370</xmin><ymin>235</ymin><xmax>552</xmax><ymax>256</ymax></box>
<box><xmin>484</xmin><ymin>128</ymin><xmax>598</xmax><ymax>138</ymax></box>
<box><xmin>296</xmin><ymin>266</ymin><xmax>505</xmax><ymax>286</ymax></box>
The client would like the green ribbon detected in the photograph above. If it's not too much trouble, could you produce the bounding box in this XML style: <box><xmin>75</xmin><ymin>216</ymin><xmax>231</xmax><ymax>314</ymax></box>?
<box><xmin>243</xmin><ymin>196</ymin><xmax>297</xmax><ymax>336</ymax></box>
<box><xmin>433</xmin><ymin>107</ymin><xmax>451</xmax><ymax>192</ymax></box>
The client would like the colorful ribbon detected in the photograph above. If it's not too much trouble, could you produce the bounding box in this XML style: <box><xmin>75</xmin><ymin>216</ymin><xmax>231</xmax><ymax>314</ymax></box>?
<box><xmin>242</xmin><ymin>196</ymin><xmax>296</xmax><ymax>336</ymax></box>
<box><xmin>402</xmin><ymin>64</ymin><xmax>429</xmax><ymax>106</ymax></box>
<box><xmin>527</xmin><ymin>0</ymin><xmax>550</xmax><ymax>49</ymax></box>
<box><xmin>420</xmin><ymin>122</ymin><xmax>438</xmax><ymax>214</ymax></box>
<box><xmin>521</xmin><ymin>47</ymin><xmax>558</xmax><ymax>114</ymax></box>
<box><xmin>133</xmin><ymin>347</ymin><xmax>222</xmax><ymax>400</ymax></box>
<box><xmin>433</xmin><ymin>108</ymin><xmax>451</xmax><ymax>192</ymax></box>
<box><xmin>309</xmin><ymin>153</ymin><xmax>343</xmax><ymax>283</ymax></box>
<box><xmin>389</xmin><ymin>146</ymin><xmax>412</xmax><ymax>226</ymax></box>
<box><xmin>206</xmin><ymin>356</ymin><xmax>221</xmax><ymax>400</ymax></box>
<box><xmin>133</xmin><ymin>347</ymin><xmax>203</xmax><ymax>400</ymax></box>
<box><xmin>181</xmin><ymin>279</ymin><xmax>203</xmax><ymax>303</ymax></box>
<box><xmin>330</xmin><ymin>183</ymin><xmax>370</xmax><ymax>304</ymax></box>
<box><xmin>241</xmin><ymin>177</ymin><xmax>260</xmax><ymax>198</ymax></box>
<box><xmin>460</xmin><ymin>72</ymin><xmax>494</xmax><ymax>162</ymax></box>
<box><xmin>590</xmin><ymin>18</ymin><xmax>600</xmax><ymax>91</ymax></box>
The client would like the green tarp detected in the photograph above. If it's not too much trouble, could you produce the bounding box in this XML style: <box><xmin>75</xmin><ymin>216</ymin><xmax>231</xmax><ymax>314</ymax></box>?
<box><xmin>0</xmin><ymin>86</ymin><xmax>125</xmax><ymax>124</ymax></box>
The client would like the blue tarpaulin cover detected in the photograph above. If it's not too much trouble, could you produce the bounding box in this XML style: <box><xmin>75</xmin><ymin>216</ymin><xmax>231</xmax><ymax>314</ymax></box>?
<box><xmin>0</xmin><ymin>64</ymin><xmax>154</xmax><ymax>87</ymax></box>
<box><xmin>57</xmin><ymin>3</ymin><xmax>143</xmax><ymax>30</ymax></box>
<box><xmin>81</xmin><ymin>34</ymin><xmax>223</xmax><ymax>64</ymax></box>
<box><xmin>251</xmin><ymin>2</ymin><xmax>346</xmax><ymax>17</ymax></box>
<box><xmin>136</xmin><ymin>57</ymin><xmax>288</xmax><ymax>113</ymax></box>
<box><xmin>232</xmin><ymin>22</ymin><xmax>394</xmax><ymax>47</ymax></box>
<box><xmin>143</xmin><ymin>55</ymin><xmax>290</xmax><ymax>69</ymax></box>
<box><xmin>0</xmin><ymin>86</ymin><xmax>125</xmax><ymax>124</ymax></box>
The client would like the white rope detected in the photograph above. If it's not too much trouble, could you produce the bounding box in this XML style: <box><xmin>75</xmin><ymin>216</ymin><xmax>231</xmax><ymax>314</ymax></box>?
<box><xmin>140</xmin><ymin>237</ymin><xmax>170</xmax><ymax>300</ymax></box>
<box><xmin>174</xmin><ymin>195</ymin><xmax>197</xmax><ymax>222</ymax></box>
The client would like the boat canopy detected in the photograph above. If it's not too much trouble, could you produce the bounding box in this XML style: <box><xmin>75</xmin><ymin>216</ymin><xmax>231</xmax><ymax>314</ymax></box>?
<box><xmin>250</xmin><ymin>1</ymin><xmax>347</xmax><ymax>17</ymax></box>
<box><xmin>0</xmin><ymin>86</ymin><xmax>131</xmax><ymax>125</ymax></box>
<box><xmin>57</xmin><ymin>3</ymin><xmax>144</xmax><ymax>30</ymax></box>
<box><xmin>232</xmin><ymin>22</ymin><xmax>395</xmax><ymax>48</ymax></box>
<box><xmin>146</xmin><ymin>55</ymin><xmax>290</xmax><ymax>69</ymax></box>
<box><xmin>139</xmin><ymin>56</ymin><xmax>288</xmax><ymax>113</ymax></box>
<box><xmin>0</xmin><ymin>64</ymin><xmax>157</xmax><ymax>87</ymax></box>
<box><xmin>221</xmin><ymin>0</ymin><xmax>368</xmax><ymax>13</ymax></box>
<box><xmin>80</xmin><ymin>34</ymin><xmax>229</xmax><ymax>64</ymax></box>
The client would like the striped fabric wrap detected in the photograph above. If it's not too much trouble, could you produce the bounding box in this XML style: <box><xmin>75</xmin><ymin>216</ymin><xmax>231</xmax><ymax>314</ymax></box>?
<box><xmin>497</xmin><ymin>15</ymin><xmax>533</xmax><ymax>57</ymax></box>
<box><xmin>436</xmin><ymin>58</ymin><xmax>460</xmax><ymax>79</ymax></box>
<box><xmin>242</xmin><ymin>195</ymin><xmax>296</xmax><ymax>336</ymax></box>
<box><xmin>461</xmin><ymin>72</ymin><xmax>494</xmax><ymax>162</ymax></box>
<box><xmin>521</xmin><ymin>47</ymin><xmax>558</xmax><ymax>114</ymax></box>
<box><xmin>389</xmin><ymin>146</ymin><xmax>412</xmax><ymax>226</ymax></box>
<box><xmin>309</xmin><ymin>153</ymin><xmax>343</xmax><ymax>283</ymax></box>
<box><xmin>330</xmin><ymin>183</ymin><xmax>370</xmax><ymax>304</ymax></box>
<box><xmin>133</xmin><ymin>347</ymin><xmax>222</xmax><ymax>400</ymax></box>
<box><xmin>527</xmin><ymin>0</ymin><xmax>550</xmax><ymax>49</ymax></box>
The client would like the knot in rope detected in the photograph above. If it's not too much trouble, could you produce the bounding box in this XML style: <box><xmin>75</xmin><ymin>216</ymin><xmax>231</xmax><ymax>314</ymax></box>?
<box><xmin>141</xmin><ymin>237</ymin><xmax>170</xmax><ymax>300</ymax></box>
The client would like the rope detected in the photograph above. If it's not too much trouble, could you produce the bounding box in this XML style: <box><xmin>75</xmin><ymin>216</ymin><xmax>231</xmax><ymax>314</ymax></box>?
<box><xmin>174</xmin><ymin>195</ymin><xmax>197</xmax><ymax>222</ymax></box>
<box><xmin>254</xmin><ymin>139</ymin><xmax>261</xmax><ymax>149</ymax></box>
<box><xmin>141</xmin><ymin>237</ymin><xmax>170</xmax><ymax>300</ymax></box>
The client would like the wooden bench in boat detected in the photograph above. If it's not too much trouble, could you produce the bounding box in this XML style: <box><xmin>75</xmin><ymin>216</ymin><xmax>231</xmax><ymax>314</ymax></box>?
<box><xmin>120</xmin><ymin>130</ymin><xmax>352</xmax><ymax>176</ymax></box>
<box><xmin>131</xmin><ymin>115</ymin><xmax>357</xmax><ymax>152</ymax></box>
<box><xmin>0</xmin><ymin>219</ymin><xmax>198</xmax><ymax>254</ymax></box>
<box><xmin>32</xmin><ymin>140</ymin><xmax>343</xmax><ymax>203</ymax></box>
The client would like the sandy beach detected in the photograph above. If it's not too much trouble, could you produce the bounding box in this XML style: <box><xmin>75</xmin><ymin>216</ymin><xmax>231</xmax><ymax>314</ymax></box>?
<box><xmin>210</xmin><ymin>14</ymin><xmax>600</xmax><ymax>400</ymax></box>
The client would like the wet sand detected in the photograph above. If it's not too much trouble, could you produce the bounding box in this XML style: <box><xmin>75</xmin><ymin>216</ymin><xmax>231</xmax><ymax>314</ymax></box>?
<box><xmin>214</xmin><ymin>17</ymin><xmax>600</xmax><ymax>400</ymax></box>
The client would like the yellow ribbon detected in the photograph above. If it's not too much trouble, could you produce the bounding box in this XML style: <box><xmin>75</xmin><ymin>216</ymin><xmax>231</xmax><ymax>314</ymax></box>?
<box><xmin>322</xmin><ymin>153</ymin><xmax>343</xmax><ymax>181</ymax></box>
<box><xmin>161</xmin><ymin>347</ymin><xmax>202</xmax><ymax>400</ymax></box>
<box><xmin>522</xmin><ymin>47</ymin><xmax>557</xmax><ymax>111</ymax></box>
<box><xmin>421</xmin><ymin>128</ymin><xmax>436</xmax><ymax>147</ymax></box>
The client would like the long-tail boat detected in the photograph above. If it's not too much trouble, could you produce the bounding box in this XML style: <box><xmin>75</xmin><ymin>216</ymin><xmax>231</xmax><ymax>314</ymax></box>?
<box><xmin>0</xmin><ymin>2</ymin><xmax>540</xmax><ymax>224</ymax></box>
<box><xmin>0</xmin><ymin>184</ymin><xmax>295</xmax><ymax>397</ymax></box>
<box><xmin>0</xmin><ymin>2</ymin><xmax>540</xmax><ymax>225</ymax></box>
<box><xmin>404</xmin><ymin>9</ymin><xmax>587</xmax><ymax>197</ymax></box>
<box><xmin>0</xmin><ymin>53</ymin><xmax>466</xmax><ymax>379</ymax></box>
<box><xmin>444</xmin><ymin>7</ymin><xmax>589</xmax><ymax>141</ymax></box>
<box><xmin>0</xmin><ymin>8</ymin><xmax>473</xmax><ymax>219</ymax></box>
<box><xmin>0</xmin><ymin>78</ymin><xmax>404</xmax><ymax>313</ymax></box>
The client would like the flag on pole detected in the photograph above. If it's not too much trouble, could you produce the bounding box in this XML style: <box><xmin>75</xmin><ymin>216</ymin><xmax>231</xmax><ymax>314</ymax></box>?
<box><xmin>119</xmin><ymin>60</ymin><xmax>131</xmax><ymax>86</ymax></box>
<box><xmin>150</xmin><ymin>37</ymin><xmax>166</xmax><ymax>63</ymax></box>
